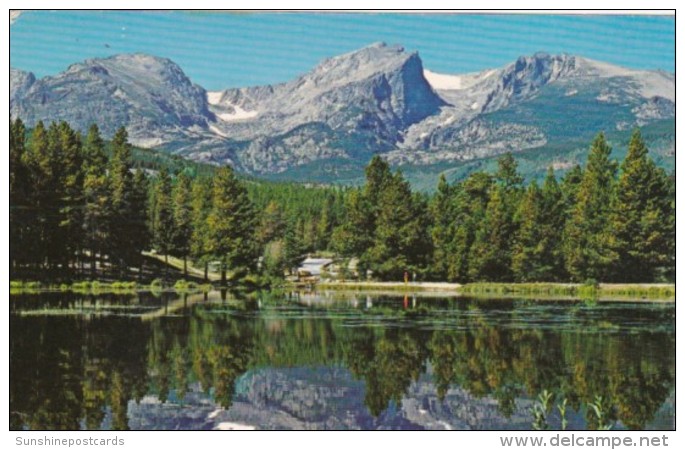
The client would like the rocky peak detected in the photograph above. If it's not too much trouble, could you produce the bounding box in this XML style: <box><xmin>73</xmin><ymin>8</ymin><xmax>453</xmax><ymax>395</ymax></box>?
<box><xmin>507</xmin><ymin>53</ymin><xmax>578</xmax><ymax>89</ymax></box>
<box><xmin>209</xmin><ymin>42</ymin><xmax>444</xmax><ymax>142</ymax></box>
<box><xmin>63</xmin><ymin>53</ymin><xmax>199</xmax><ymax>91</ymax></box>
<box><xmin>10</xmin><ymin>68</ymin><xmax>36</xmax><ymax>99</ymax></box>
<box><xmin>299</xmin><ymin>42</ymin><xmax>419</xmax><ymax>89</ymax></box>
<box><xmin>10</xmin><ymin>53</ymin><xmax>211</xmax><ymax>146</ymax></box>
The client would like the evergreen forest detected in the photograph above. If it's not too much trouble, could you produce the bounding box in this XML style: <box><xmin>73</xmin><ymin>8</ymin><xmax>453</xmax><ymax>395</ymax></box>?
<box><xmin>9</xmin><ymin>118</ymin><xmax>675</xmax><ymax>284</ymax></box>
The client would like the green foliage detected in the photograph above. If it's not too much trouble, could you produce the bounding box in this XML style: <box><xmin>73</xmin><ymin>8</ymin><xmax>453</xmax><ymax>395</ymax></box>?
<box><xmin>108</xmin><ymin>126</ymin><xmax>143</xmax><ymax>269</ymax></box>
<box><xmin>262</xmin><ymin>239</ymin><xmax>286</xmax><ymax>277</ymax></box>
<box><xmin>611</xmin><ymin>129</ymin><xmax>674</xmax><ymax>281</ymax></box>
<box><xmin>189</xmin><ymin>176</ymin><xmax>213</xmax><ymax>271</ymax></box>
<box><xmin>367</xmin><ymin>172</ymin><xmax>432</xmax><ymax>280</ymax></box>
<box><xmin>283</xmin><ymin>221</ymin><xmax>306</xmax><ymax>275</ymax></box>
<box><xmin>563</xmin><ymin>133</ymin><xmax>618</xmax><ymax>281</ymax></box>
<box><xmin>10</xmin><ymin>117</ymin><xmax>30</xmax><ymax>267</ymax></box>
<box><xmin>82</xmin><ymin>124</ymin><xmax>111</xmax><ymax>276</ymax></box>
<box><xmin>171</xmin><ymin>172</ymin><xmax>193</xmax><ymax>275</ymax></box>
<box><xmin>532</xmin><ymin>389</ymin><xmax>554</xmax><ymax>430</ymax></box>
<box><xmin>428</xmin><ymin>174</ymin><xmax>453</xmax><ymax>280</ymax></box>
<box><xmin>558</xmin><ymin>398</ymin><xmax>569</xmax><ymax>431</ymax></box>
<box><xmin>207</xmin><ymin>167</ymin><xmax>260</xmax><ymax>284</ymax></box>
<box><xmin>331</xmin><ymin>189</ymin><xmax>373</xmax><ymax>257</ymax></box>
<box><xmin>173</xmin><ymin>280</ymin><xmax>199</xmax><ymax>292</ymax></box>
<box><xmin>468</xmin><ymin>187</ymin><xmax>514</xmax><ymax>281</ymax></box>
<box><xmin>460</xmin><ymin>283</ymin><xmax>578</xmax><ymax>297</ymax></box>
<box><xmin>152</xmin><ymin>168</ymin><xmax>174</xmax><ymax>257</ymax></box>
<box><xmin>588</xmin><ymin>396</ymin><xmax>614</xmax><ymax>430</ymax></box>
<box><xmin>512</xmin><ymin>182</ymin><xmax>545</xmax><ymax>280</ymax></box>
<box><xmin>458</xmin><ymin>282</ymin><xmax>673</xmax><ymax>300</ymax></box>
<box><xmin>9</xmin><ymin>117</ymin><xmax>674</xmax><ymax>286</ymax></box>
<box><xmin>446</xmin><ymin>172</ymin><xmax>493</xmax><ymax>282</ymax></box>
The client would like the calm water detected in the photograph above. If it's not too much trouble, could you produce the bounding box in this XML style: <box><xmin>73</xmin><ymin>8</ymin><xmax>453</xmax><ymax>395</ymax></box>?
<box><xmin>10</xmin><ymin>290</ymin><xmax>675</xmax><ymax>430</ymax></box>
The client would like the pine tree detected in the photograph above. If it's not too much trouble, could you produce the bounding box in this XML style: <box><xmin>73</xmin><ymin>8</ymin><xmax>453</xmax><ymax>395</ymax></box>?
<box><xmin>130</xmin><ymin>169</ymin><xmax>151</xmax><ymax>276</ymax></box>
<box><xmin>207</xmin><ymin>166</ymin><xmax>259</xmax><ymax>284</ymax></box>
<box><xmin>57</xmin><ymin>121</ymin><xmax>84</xmax><ymax>271</ymax></box>
<box><xmin>539</xmin><ymin>167</ymin><xmax>567</xmax><ymax>280</ymax></box>
<box><xmin>108</xmin><ymin>127</ymin><xmax>136</xmax><ymax>271</ymax></box>
<box><xmin>314</xmin><ymin>201</ymin><xmax>332</xmax><ymax>251</ymax></box>
<box><xmin>364</xmin><ymin>155</ymin><xmax>393</xmax><ymax>210</ymax></box>
<box><xmin>256</xmin><ymin>201</ymin><xmax>286</xmax><ymax>245</ymax></box>
<box><xmin>10</xmin><ymin>118</ymin><xmax>29</xmax><ymax>270</ymax></box>
<box><xmin>611</xmin><ymin>129</ymin><xmax>674</xmax><ymax>281</ymax></box>
<box><xmin>153</xmin><ymin>168</ymin><xmax>175</xmax><ymax>270</ymax></box>
<box><xmin>283</xmin><ymin>219</ymin><xmax>305</xmax><ymax>276</ymax></box>
<box><xmin>172</xmin><ymin>172</ymin><xmax>193</xmax><ymax>277</ymax></box>
<box><xmin>665</xmin><ymin>172</ymin><xmax>675</xmax><ymax>280</ymax></box>
<box><xmin>430</xmin><ymin>174</ymin><xmax>454</xmax><ymax>280</ymax></box>
<box><xmin>495</xmin><ymin>152</ymin><xmax>524</xmax><ymax>191</ymax></box>
<box><xmin>468</xmin><ymin>154</ymin><xmax>523</xmax><ymax>281</ymax></box>
<box><xmin>190</xmin><ymin>177</ymin><xmax>213</xmax><ymax>280</ymax></box>
<box><xmin>9</xmin><ymin>117</ymin><xmax>25</xmax><ymax>198</ymax></box>
<box><xmin>24</xmin><ymin>121</ymin><xmax>62</xmax><ymax>269</ymax></box>
<box><xmin>563</xmin><ymin>132</ymin><xmax>618</xmax><ymax>281</ymax></box>
<box><xmin>511</xmin><ymin>182</ymin><xmax>544</xmax><ymax>281</ymax></box>
<box><xmin>561</xmin><ymin>164</ymin><xmax>583</xmax><ymax>216</ymax></box>
<box><xmin>448</xmin><ymin>172</ymin><xmax>493</xmax><ymax>282</ymax></box>
<box><xmin>367</xmin><ymin>172</ymin><xmax>432</xmax><ymax>280</ymax></box>
<box><xmin>82</xmin><ymin>125</ymin><xmax>110</xmax><ymax>277</ymax></box>
<box><xmin>468</xmin><ymin>186</ymin><xmax>514</xmax><ymax>281</ymax></box>
<box><xmin>331</xmin><ymin>189</ymin><xmax>373</xmax><ymax>257</ymax></box>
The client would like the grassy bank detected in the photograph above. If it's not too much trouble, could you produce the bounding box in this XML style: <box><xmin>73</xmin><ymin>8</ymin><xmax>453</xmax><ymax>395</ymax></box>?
<box><xmin>459</xmin><ymin>282</ymin><xmax>674</xmax><ymax>300</ymax></box>
<box><xmin>460</xmin><ymin>283</ymin><xmax>578</xmax><ymax>296</ymax></box>
<box><xmin>11</xmin><ymin>278</ymin><xmax>675</xmax><ymax>301</ymax></box>
<box><xmin>314</xmin><ymin>280</ymin><xmax>674</xmax><ymax>300</ymax></box>
<box><xmin>9</xmin><ymin>279</ymin><xmax>213</xmax><ymax>295</ymax></box>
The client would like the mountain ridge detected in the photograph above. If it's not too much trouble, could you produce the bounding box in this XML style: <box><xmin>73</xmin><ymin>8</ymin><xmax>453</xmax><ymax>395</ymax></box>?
<box><xmin>10</xmin><ymin>43</ymin><xmax>675</xmax><ymax>182</ymax></box>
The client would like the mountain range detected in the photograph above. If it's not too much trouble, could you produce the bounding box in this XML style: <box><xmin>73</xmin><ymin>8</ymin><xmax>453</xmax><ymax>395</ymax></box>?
<box><xmin>10</xmin><ymin>42</ymin><xmax>675</xmax><ymax>186</ymax></box>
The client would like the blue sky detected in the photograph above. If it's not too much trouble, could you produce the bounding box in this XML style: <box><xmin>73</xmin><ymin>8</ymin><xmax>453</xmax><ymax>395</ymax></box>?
<box><xmin>10</xmin><ymin>11</ymin><xmax>675</xmax><ymax>91</ymax></box>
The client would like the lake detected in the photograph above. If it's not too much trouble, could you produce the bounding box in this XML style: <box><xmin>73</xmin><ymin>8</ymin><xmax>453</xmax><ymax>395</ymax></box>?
<box><xmin>9</xmin><ymin>290</ymin><xmax>675</xmax><ymax>430</ymax></box>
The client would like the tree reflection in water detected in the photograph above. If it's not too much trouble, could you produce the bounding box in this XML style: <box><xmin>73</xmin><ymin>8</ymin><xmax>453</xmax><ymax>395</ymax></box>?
<box><xmin>10</xmin><ymin>292</ymin><xmax>674</xmax><ymax>430</ymax></box>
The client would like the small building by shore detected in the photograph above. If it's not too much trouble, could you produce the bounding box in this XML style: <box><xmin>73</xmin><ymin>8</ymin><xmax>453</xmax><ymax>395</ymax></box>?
<box><xmin>297</xmin><ymin>258</ymin><xmax>333</xmax><ymax>279</ymax></box>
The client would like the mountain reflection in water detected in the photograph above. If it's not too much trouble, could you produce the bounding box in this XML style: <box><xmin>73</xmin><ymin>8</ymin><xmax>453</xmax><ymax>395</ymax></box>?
<box><xmin>10</xmin><ymin>290</ymin><xmax>675</xmax><ymax>430</ymax></box>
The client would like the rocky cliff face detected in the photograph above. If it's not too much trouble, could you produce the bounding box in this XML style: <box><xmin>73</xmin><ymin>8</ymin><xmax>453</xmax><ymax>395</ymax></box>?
<box><xmin>10</xmin><ymin>54</ymin><xmax>211</xmax><ymax>147</ymax></box>
<box><xmin>10</xmin><ymin>45</ymin><xmax>674</xmax><ymax>179</ymax></box>
<box><xmin>205</xmin><ymin>42</ymin><xmax>447</xmax><ymax>172</ymax></box>
<box><xmin>10</xmin><ymin>68</ymin><xmax>36</xmax><ymax>101</ymax></box>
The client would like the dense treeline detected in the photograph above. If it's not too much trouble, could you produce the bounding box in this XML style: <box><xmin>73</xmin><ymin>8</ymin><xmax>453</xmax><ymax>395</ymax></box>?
<box><xmin>9</xmin><ymin>117</ymin><xmax>674</xmax><ymax>283</ymax></box>
<box><xmin>9</xmin><ymin>118</ymin><xmax>344</xmax><ymax>282</ymax></box>
<box><xmin>332</xmin><ymin>131</ymin><xmax>674</xmax><ymax>283</ymax></box>
<box><xmin>10</xmin><ymin>120</ymin><xmax>150</xmax><ymax>278</ymax></box>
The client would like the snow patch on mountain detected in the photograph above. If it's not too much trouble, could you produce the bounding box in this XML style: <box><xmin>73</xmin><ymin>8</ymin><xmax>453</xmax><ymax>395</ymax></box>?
<box><xmin>423</xmin><ymin>69</ymin><xmax>497</xmax><ymax>92</ymax></box>
<box><xmin>423</xmin><ymin>70</ymin><xmax>466</xmax><ymax>90</ymax></box>
<box><xmin>216</xmin><ymin>105</ymin><xmax>259</xmax><ymax>122</ymax></box>
<box><xmin>206</xmin><ymin>91</ymin><xmax>223</xmax><ymax>105</ymax></box>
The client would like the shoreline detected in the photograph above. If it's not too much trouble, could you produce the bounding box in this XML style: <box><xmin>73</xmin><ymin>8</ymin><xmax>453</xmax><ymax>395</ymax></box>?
<box><xmin>311</xmin><ymin>280</ymin><xmax>675</xmax><ymax>301</ymax></box>
<box><xmin>10</xmin><ymin>279</ymin><xmax>675</xmax><ymax>301</ymax></box>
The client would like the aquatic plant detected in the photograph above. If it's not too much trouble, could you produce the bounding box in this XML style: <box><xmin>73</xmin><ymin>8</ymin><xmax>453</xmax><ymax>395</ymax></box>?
<box><xmin>589</xmin><ymin>395</ymin><xmax>613</xmax><ymax>430</ymax></box>
<box><xmin>532</xmin><ymin>389</ymin><xmax>554</xmax><ymax>430</ymax></box>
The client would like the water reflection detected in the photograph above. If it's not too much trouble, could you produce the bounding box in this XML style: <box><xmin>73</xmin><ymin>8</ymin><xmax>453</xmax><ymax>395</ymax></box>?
<box><xmin>10</xmin><ymin>291</ymin><xmax>675</xmax><ymax>430</ymax></box>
